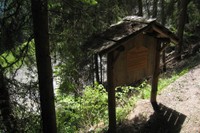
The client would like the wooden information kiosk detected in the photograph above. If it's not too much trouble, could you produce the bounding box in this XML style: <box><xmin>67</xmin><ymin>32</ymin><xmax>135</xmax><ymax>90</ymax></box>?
<box><xmin>86</xmin><ymin>16</ymin><xmax>178</xmax><ymax>132</ymax></box>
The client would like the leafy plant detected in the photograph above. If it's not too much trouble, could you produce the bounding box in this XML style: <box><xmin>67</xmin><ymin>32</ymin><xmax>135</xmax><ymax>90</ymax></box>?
<box><xmin>81</xmin><ymin>0</ymin><xmax>98</xmax><ymax>5</ymax></box>
<box><xmin>56</xmin><ymin>83</ymin><xmax>108</xmax><ymax>132</ymax></box>
<box><xmin>56</xmin><ymin>68</ymin><xmax>189</xmax><ymax>132</ymax></box>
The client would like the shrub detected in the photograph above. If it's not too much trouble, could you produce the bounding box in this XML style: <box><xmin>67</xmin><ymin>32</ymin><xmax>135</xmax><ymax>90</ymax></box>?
<box><xmin>56</xmin><ymin>68</ymin><xmax>189</xmax><ymax>132</ymax></box>
<box><xmin>56</xmin><ymin>83</ymin><xmax>108</xmax><ymax>132</ymax></box>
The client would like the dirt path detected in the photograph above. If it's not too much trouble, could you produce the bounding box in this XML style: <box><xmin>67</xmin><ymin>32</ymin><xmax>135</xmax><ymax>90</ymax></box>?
<box><xmin>117</xmin><ymin>63</ymin><xmax>200</xmax><ymax>133</ymax></box>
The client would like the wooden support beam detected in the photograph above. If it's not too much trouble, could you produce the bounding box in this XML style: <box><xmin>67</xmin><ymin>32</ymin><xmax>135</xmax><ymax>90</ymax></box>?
<box><xmin>94</xmin><ymin>54</ymin><xmax>100</xmax><ymax>83</ymax></box>
<box><xmin>152</xmin><ymin>25</ymin><xmax>178</xmax><ymax>44</ymax></box>
<box><xmin>159</xmin><ymin>42</ymin><xmax>169</xmax><ymax>72</ymax></box>
<box><xmin>100</xmin><ymin>55</ymin><xmax>103</xmax><ymax>83</ymax></box>
<box><xmin>107</xmin><ymin>52</ymin><xmax>116</xmax><ymax>133</ymax></box>
<box><xmin>151</xmin><ymin>41</ymin><xmax>161</xmax><ymax>112</ymax></box>
<box><xmin>162</xmin><ymin>50</ymin><xmax>166</xmax><ymax>72</ymax></box>
<box><xmin>159</xmin><ymin>42</ymin><xmax>168</xmax><ymax>53</ymax></box>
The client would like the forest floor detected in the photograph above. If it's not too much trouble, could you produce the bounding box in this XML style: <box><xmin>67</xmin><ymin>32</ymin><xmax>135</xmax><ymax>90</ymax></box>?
<box><xmin>117</xmin><ymin>53</ymin><xmax>200</xmax><ymax>133</ymax></box>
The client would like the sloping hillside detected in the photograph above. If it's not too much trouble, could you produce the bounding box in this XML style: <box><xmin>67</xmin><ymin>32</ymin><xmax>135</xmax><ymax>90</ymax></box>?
<box><xmin>117</xmin><ymin>54</ymin><xmax>200</xmax><ymax>133</ymax></box>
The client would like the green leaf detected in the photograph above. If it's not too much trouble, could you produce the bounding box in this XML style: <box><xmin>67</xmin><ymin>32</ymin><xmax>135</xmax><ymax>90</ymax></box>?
<box><xmin>80</xmin><ymin>0</ymin><xmax>98</xmax><ymax>5</ymax></box>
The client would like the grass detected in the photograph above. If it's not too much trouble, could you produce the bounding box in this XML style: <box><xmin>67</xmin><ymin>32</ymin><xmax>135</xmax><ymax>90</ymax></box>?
<box><xmin>114</xmin><ymin>67</ymin><xmax>189</xmax><ymax>127</ymax></box>
<box><xmin>113</xmin><ymin>53</ymin><xmax>200</xmax><ymax>131</ymax></box>
<box><xmin>57</xmin><ymin>52</ymin><xmax>200</xmax><ymax>133</ymax></box>
<box><xmin>57</xmin><ymin>53</ymin><xmax>200</xmax><ymax>132</ymax></box>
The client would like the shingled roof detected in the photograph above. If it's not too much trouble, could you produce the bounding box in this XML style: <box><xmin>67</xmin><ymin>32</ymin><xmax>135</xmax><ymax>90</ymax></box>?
<box><xmin>85</xmin><ymin>16</ymin><xmax>179</xmax><ymax>55</ymax></box>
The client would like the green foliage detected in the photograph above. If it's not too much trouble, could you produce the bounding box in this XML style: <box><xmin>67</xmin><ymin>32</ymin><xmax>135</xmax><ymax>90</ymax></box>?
<box><xmin>56</xmin><ymin>95</ymin><xmax>80</xmax><ymax>132</ymax></box>
<box><xmin>188</xmin><ymin>1</ymin><xmax>200</xmax><ymax>28</ymax></box>
<box><xmin>56</xmin><ymin>83</ymin><xmax>108</xmax><ymax>132</ymax></box>
<box><xmin>0</xmin><ymin>40</ymin><xmax>35</xmax><ymax>70</ymax></box>
<box><xmin>81</xmin><ymin>0</ymin><xmax>98</xmax><ymax>5</ymax></box>
<box><xmin>56</xmin><ymin>83</ymin><xmax>140</xmax><ymax>132</ymax></box>
<box><xmin>115</xmin><ymin>68</ymin><xmax>189</xmax><ymax>123</ymax></box>
<box><xmin>56</xmin><ymin>68</ymin><xmax>189</xmax><ymax>132</ymax></box>
<box><xmin>0</xmin><ymin>51</ymin><xmax>17</xmax><ymax>67</ymax></box>
<box><xmin>0</xmin><ymin>39</ymin><xmax>39</xmax><ymax>133</ymax></box>
<box><xmin>79</xmin><ymin>83</ymin><xmax>108</xmax><ymax>126</ymax></box>
<box><xmin>15</xmin><ymin>111</ymin><xmax>41</xmax><ymax>133</ymax></box>
<box><xmin>49</xmin><ymin>0</ymin><xmax>135</xmax><ymax>95</ymax></box>
<box><xmin>115</xmin><ymin>86</ymin><xmax>138</xmax><ymax>123</ymax></box>
<box><xmin>1</xmin><ymin>0</ymin><xmax>198</xmax><ymax>132</ymax></box>
<box><xmin>158</xmin><ymin>69</ymin><xmax>188</xmax><ymax>93</ymax></box>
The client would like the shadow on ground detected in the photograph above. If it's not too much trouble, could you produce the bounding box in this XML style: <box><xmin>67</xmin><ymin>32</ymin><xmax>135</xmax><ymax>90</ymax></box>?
<box><xmin>117</xmin><ymin>104</ymin><xmax>187</xmax><ymax>133</ymax></box>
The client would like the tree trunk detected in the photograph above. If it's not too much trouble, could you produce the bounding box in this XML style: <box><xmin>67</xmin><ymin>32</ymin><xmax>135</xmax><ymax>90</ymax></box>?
<box><xmin>176</xmin><ymin>0</ymin><xmax>191</xmax><ymax>60</ymax></box>
<box><xmin>100</xmin><ymin>55</ymin><xmax>103</xmax><ymax>83</ymax></box>
<box><xmin>195</xmin><ymin>0</ymin><xmax>200</xmax><ymax>11</ymax></box>
<box><xmin>0</xmin><ymin>67</ymin><xmax>16</xmax><ymax>133</ymax></box>
<box><xmin>31</xmin><ymin>0</ymin><xmax>57</xmax><ymax>133</ymax></box>
<box><xmin>161</xmin><ymin>0</ymin><xmax>176</xmax><ymax>26</ymax></box>
<box><xmin>137</xmin><ymin>0</ymin><xmax>143</xmax><ymax>16</ymax></box>
<box><xmin>94</xmin><ymin>54</ymin><xmax>100</xmax><ymax>83</ymax></box>
<box><xmin>145</xmin><ymin>0</ymin><xmax>151</xmax><ymax>17</ymax></box>
<box><xmin>160</xmin><ymin>0</ymin><xmax>166</xmax><ymax>25</ymax></box>
<box><xmin>152</xmin><ymin>0</ymin><xmax>158</xmax><ymax>18</ymax></box>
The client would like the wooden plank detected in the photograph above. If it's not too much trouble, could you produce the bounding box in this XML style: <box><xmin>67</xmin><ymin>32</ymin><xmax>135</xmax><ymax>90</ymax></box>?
<box><xmin>127</xmin><ymin>46</ymin><xmax>148</xmax><ymax>72</ymax></box>
<box><xmin>112</xmin><ymin>50</ymin><xmax>127</xmax><ymax>87</ymax></box>
<box><xmin>107</xmin><ymin>52</ymin><xmax>116</xmax><ymax>133</ymax></box>
<box><xmin>152</xmin><ymin>25</ymin><xmax>179</xmax><ymax>44</ymax></box>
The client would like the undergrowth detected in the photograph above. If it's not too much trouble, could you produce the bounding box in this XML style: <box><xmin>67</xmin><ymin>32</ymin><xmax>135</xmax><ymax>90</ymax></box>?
<box><xmin>55</xmin><ymin>69</ymin><xmax>188</xmax><ymax>133</ymax></box>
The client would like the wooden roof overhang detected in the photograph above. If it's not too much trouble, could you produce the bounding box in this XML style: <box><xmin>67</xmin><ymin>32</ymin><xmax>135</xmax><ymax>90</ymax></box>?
<box><xmin>86</xmin><ymin>16</ymin><xmax>179</xmax><ymax>56</ymax></box>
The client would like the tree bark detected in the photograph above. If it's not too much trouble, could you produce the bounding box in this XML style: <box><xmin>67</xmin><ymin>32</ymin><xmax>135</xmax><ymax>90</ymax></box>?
<box><xmin>137</xmin><ymin>0</ymin><xmax>143</xmax><ymax>16</ymax></box>
<box><xmin>0</xmin><ymin>67</ymin><xmax>16</xmax><ymax>133</ymax></box>
<box><xmin>176</xmin><ymin>0</ymin><xmax>191</xmax><ymax>60</ymax></box>
<box><xmin>195</xmin><ymin>0</ymin><xmax>200</xmax><ymax>11</ymax></box>
<box><xmin>31</xmin><ymin>0</ymin><xmax>57</xmax><ymax>133</ymax></box>
<box><xmin>145</xmin><ymin>0</ymin><xmax>151</xmax><ymax>18</ymax></box>
<box><xmin>94</xmin><ymin>54</ymin><xmax>99</xmax><ymax>83</ymax></box>
<box><xmin>160</xmin><ymin>0</ymin><xmax>166</xmax><ymax>25</ymax></box>
<box><xmin>152</xmin><ymin>0</ymin><xmax>158</xmax><ymax>18</ymax></box>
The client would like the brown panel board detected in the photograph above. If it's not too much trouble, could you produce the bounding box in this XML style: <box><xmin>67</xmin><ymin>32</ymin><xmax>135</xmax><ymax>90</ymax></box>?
<box><xmin>112</xmin><ymin>51</ymin><xmax>127</xmax><ymax>87</ymax></box>
<box><xmin>127</xmin><ymin>46</ymin><xmax>148</xmax><ymax>72</ymax></box>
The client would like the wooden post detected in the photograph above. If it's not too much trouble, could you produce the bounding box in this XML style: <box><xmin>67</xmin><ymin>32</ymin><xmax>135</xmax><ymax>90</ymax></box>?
<box><xmin>151</xmin><ymin>41</ymin><xmax>161</xmax><ymax>112</ymax></box>
<box><xmin>162</xmin><ymin>43</ymin><xmax>166</xmax><ymax>72</ymax></box>
<box><xmin>162</xmin><ymin>50</ymin><xmax>166</xmax><ymax>72</ymax></box>
<box><xmin>94</xmin><ymin>54</ymin><xmax>100</xmax><ymax>83</ymax></box>
<box><xmin>100</xmin><ymin>55</ymin><xmax>103</xmax><ymax>83</ymax></box>
<box><xmin>107</xmin><ymin>52</ymin><xmax>116</xmax><ymax>133</ymax></box>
